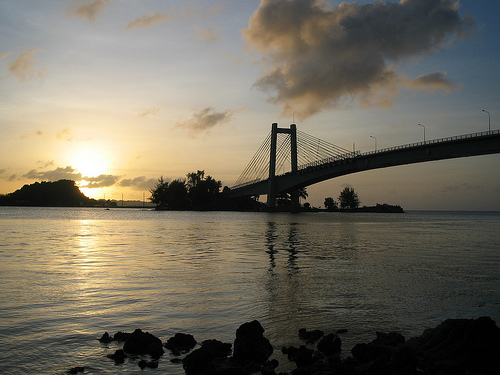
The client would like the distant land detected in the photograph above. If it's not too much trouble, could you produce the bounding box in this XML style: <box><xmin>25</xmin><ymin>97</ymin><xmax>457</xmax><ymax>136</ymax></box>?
<box><xmin>0</xmin><ymin>180</ymin><xmax>154</xmax><ymax>208</ymax></box>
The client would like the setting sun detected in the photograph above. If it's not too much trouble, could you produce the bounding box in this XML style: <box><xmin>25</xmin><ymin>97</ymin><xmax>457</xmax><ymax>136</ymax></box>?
<box><xmin>70</xmin><ymin>146</ymin><xmax>111</xmax><ymax>178</ymax></box>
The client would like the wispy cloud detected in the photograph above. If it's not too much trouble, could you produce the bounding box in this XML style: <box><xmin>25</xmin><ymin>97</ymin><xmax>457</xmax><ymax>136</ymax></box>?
<box><xmin>138</xmin><ymin>106</ymin><xmax>161</xmax><ymax>118</ymax></box>
<box><xmin>8</xmin><ymin>49</ymin><xmax>47</xmax><ymax>82</ymax></box>
<box><xmin>126</xmin><ymin>12</ymin><xmax>171</xmax><ymax>29</ymax></box>
<box><xmin>196</xmin><ymin>27</ymin><xmax>220</xmax><ymax>42</ymax></box>
<box><xmin>0</xmin><ymin>52</ymin><xmax>12</xmax><ymax>60</ymax></box>
<box><xmin>404</xmin><ymin>72</ymin><xmax>459</xmax><ymax>93</ymax></box>
<box><xmin>244</xmin><ymin>0</ymin><xmax>474</xmax><ymax>120</ymax></box>
<box><xmin>20</xmin><ymin>130</ymin><xmax>44</xmax><ymax>139</ymax></box>
<box><xmin>56</xmin><ymin>128</ymin><xmax>74</xmax><ymax>141</ymax></box>
<box><xmin>70</xmin><ymin>0</ymin><xmax>111</xmax><ymax>23</ymax></box>
<box><xmin>176</xmin><ymin>107</ymin><xmax>242</xmax><ymax>137</ymax></box>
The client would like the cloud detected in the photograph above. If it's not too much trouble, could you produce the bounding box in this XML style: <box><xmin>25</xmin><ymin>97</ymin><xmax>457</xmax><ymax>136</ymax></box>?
<box><xmin>81</xmin><ymin>174</ymin><xmax>120</xmax><ymax>188</ymax></box>
<box><xmin>244</xmin><ymin>0</ymin><xmax>474</xmax><ymax>119</ymax></box>
<box><xmin>8</xmin><ymin>49</ymin><xmax>47</xmax><ymax>82</ymax></box>
<box><xmin>71</xmin><ymin>0</ymin><xmax>111</xmax><ymax>23</ymax></box>
<box><xmin>138</xmin><ymin>106</ymin><xmax>161</xmax><ymax>118</ymax></box>
<box><xmin>20</xmin><ymin>130</ymin><xmax>44</xmax><ymax>139</ymax></box>
<box><xmin>1</xmin><ymin>52</ymin><xmax>12</xmax><ymax>59</ymax></box>
<box><xmin>56</xmin><ymin>128</ymin><xmax>74</xmax><ymax>141</ymax></box>
<box><xmin>119</xmin><ymin>176</ymin><xmax>157</xmax><ymax>190</ymax></box>
<box><xmin>196</xmin><ymin>27</ymin><xmax>220</xmax><ymax>42</ymax></box>
<box><xmin>126</xmin><ymin>12</ymin><xmax>171</xmax><ymax>29</ymax></box>
<box><xmin>8</xmin><ymin>174</ymin><xmax>17</xmax><ymax>182</ymax></box>
<box><xmin>176</xmin><ymin>107</ymin><xmax>242</xmax><ymax>136</ymax></box>
<box><xmin>23</xmin><ymin>166</ymin><xmax>83</xmax><ymax>181</ymax></box>
<box><xmin>441</xmin><ymin>182</ymin><xmax>483</xmax><ymax>194</ymax></box>
<box><xmin>404</xmin><ymin>71</ymin><xmax>458</xmax><ymax>93</ymax></box>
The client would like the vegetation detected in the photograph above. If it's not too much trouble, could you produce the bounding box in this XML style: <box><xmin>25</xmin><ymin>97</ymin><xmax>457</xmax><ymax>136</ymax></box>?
<box><xmin>276</xmin><ymin>187</ymin><xmax>308</xmax><ymax>207</ymax></box>
<box><xmin>338</xmin><ymin>186</ymin><xmax>360</xmax><ymax>209</ymax></box>
<box><xmin>324</xmin><ymin>187</ymin><xmax>360</xmax><ymax>210</ymax></box>
<box><xmin>149</xmin><ymin>170</ymin><xmax>263</xmax><ymax>211</ymax></box>
<box><xmin>0</xmin><ymin>180</ymin><xmax>95</xmax><ymax>206</ymax></box>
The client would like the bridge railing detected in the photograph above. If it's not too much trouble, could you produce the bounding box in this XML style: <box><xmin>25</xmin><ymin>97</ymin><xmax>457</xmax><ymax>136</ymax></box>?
<box><xmin>360</xmin><ymin>129</ymin><xmax>499</xmax><ymax>157</ymax></box>
<box><xmin>232</xmin><ymin>129</ymin><xmax>499</xmax><ymax>189</ymax></box>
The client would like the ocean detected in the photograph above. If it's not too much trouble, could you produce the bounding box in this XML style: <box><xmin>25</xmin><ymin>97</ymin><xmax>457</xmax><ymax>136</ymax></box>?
<box><xmin>0</xmin><ymin>207</ymin><xmax>499</xmax><ymax>374</ymax></box>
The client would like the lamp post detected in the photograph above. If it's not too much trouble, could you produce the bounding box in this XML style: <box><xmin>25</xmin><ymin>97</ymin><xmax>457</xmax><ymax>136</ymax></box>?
<box><xmin>482</xmin><ymin>109</ymin><xmax>490</xmax><ymax>132</ymax></box>
<box><xmin>370</xmin><ymin>135</ymin><xmax>377</xmax><ymax>151</ymax></box>
<box><xmin>418</xmin><ymin>123</ymin><xmax>426</xmax><ymax>142</ymax></box>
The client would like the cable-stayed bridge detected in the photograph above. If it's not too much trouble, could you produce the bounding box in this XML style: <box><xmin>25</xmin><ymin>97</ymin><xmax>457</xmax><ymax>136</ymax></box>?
<box><xmin>229</xmin><ymin>123</ymin><xmax>500</xmax><ymax>208</ymax></box>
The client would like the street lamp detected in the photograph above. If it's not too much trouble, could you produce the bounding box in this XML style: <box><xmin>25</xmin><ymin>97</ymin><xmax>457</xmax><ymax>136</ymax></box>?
<box><xmin>418</xmin><ymin>123</ymin><xmax>426</xmax><ymax>142</ymax></box>
<box><xmin>370</xmin><ymin>135</ymin><xmax>377</xmax><ymax>151</ymax></box>
<box><xmin>482</xmin><ymin>109</ymin><xmax>490</xmax><ymax>132</ymax></box>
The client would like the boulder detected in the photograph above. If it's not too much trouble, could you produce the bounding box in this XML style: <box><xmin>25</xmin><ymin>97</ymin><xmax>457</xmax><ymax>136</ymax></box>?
<box><xmin>165</xmin><ymin>332</ymin><xmax>197</xmax><ymax>354</ymax></box>
<box><xmin>233</xmin><ymin>320</ymin><xmax>273</xmax><ymax>365</ymax></box>
<box><xmin>122</xmin><ymin>328</ymin><xmax>164</xmax><ymax>358</ymax></box>
<box><xmin>183</xmin><ymin>339</ymin><xmax>232</xmax><ymax>375</ymax></box>
<box><xmin>298</xmin><ymin>328</ymin><xmax>324</xmax><ymax>343</ymax></box>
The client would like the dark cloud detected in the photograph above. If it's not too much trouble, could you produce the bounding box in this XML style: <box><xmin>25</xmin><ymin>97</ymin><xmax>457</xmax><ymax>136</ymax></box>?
<box><xmin>176</xmin><ymin>107</ymin><xmax>242</xmax><ymax>136</ymax></box>
<box><xmin>8</xmin><ymin>174</ymin><xmax>17</xmax><ymax>182</ymax></box>
<box><xmin>23</xmin><ymin>166</ymin><xmax>82</xmax><ymax>181</ymax></box>
<box><xmin>119</xmin><ymin>176</ymin><xmax>157</xmax><ymax>190</ymax></box>
<box><xmin>81</xmin><ymin>174</ymin><xmax>120</xmax><ymax>188</ymax></box>
<box><xmin>244</xmin><ymin>0</ymin><xmax>474</xmax><ymax>119</ymax></box>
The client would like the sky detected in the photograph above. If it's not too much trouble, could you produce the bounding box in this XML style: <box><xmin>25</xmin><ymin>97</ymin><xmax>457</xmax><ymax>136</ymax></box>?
<box><xmin>1</xmin><ymin>0</ymin><xmax>499</xmax><ymax>210</ymax></box>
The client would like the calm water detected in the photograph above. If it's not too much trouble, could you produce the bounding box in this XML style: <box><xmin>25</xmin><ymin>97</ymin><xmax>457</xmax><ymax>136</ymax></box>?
<box><xmin>0</xmin><ymin>207</ymin><xmax>499</xmax><ymax>374</ymax></box>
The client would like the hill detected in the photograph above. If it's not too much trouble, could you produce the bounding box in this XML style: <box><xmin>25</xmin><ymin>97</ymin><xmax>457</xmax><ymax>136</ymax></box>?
<box><xmin>0</xmin><ymin>180</ymin><xmax>95</xmax><ymax>207</ymax></box>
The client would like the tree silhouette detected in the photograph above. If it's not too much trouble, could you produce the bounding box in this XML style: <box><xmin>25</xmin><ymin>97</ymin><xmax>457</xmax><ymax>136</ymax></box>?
<box><xmin>338</xmin><ymin>187</ymin><xmax>360</xmax><ymax>209</ymax></box>
<box><xmin>324</xmin><ymin>197</ymin><xmax>338</xmax><ymax>210</ymax></box>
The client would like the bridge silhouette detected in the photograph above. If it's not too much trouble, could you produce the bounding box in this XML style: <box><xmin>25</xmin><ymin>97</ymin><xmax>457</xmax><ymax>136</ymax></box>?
<box><xmin>229</xmin><ymin>123</ymin><xmax>500</xmax><ymax>208</ymax></box>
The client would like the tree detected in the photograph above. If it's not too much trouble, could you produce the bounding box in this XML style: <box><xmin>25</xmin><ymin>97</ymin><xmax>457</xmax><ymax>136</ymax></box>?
<box><xmin>324</xmin><ymin>197</ymin><xmax>338</xmax><ymax>210</ymax></box>
<box><xmin>185</xmin><ymin>170</ymin><xmax>222</xmax><ymax>209</ymax></box>
<box><xmin>149</xmin><ymin>177</ymin><xmax>188</xmax><ymax>209</ymax></box>
<box><xmin>338</xmin><ymin>187</ymin><xmax>360</xmax><ymax>209</ymax></box>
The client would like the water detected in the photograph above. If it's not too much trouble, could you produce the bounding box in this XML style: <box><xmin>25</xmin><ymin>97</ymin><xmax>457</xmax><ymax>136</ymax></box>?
<box><xmin>0</xmin><ymin>207</ymin><xmax>499</xmax><ymax>374</ymax></box>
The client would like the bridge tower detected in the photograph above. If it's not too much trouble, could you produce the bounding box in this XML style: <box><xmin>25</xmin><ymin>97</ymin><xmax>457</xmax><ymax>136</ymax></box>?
<box><xmin>267</xmin><ymin>123</ymin><xmax>299</xmax><ymax>208</ymax></box>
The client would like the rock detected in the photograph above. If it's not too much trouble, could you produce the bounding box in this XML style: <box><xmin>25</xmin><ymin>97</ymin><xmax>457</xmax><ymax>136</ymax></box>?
<box><xmin>233</xmin><ymin>320</ymin><xmax>273</xmax><ymax>365</ymax></box>
<box><xmin>284</xmin><ymin>345</ymin><xmax>314</xmax><ymax>368</ymax></box>
<box><xmin>407</xmin><ymin>316</ymin><xmax>500</xmax><ymax>374</ymax></box>
<box><xmin>107</xmin><ymin>349</ymin><xmax>126</xmax><ymax>364</ymax></box>
<box><xmin>335</xmin><ymin>329</ymin><xmax>348</xmax><ymax>335</ymax></box>
<box><xmin>183</xmin><ymin>339</ymin><xmax>232</xmax><ymax>375</ymax></box>
<box><xmin>165</xmin><ymin>332</ymin><xmax>197</xmax><ymax>354</ymax></box>
<box><xmin>113</xmin><ymin>331</ymin><xmax>132</xmax><ymax>341</ymax></box>
<box><xmin>298</xmin><ymin>328</ymin><xmax>324</xmax><ymax>343</ymax></box>
<box><xmin>67</xmin><ymin>367</ymin><xmax>84</xmax><ymax>374</ymax></box>
<box><xmin>98</xmin><ymin>332</ymin><xmax>113</xmax><ymax>343</ymax></box>
<box><xmin>122</xmin><ymin>328</ymin><xmax>164</xmax><ymax>358</ymax></box>
<box><xmin>317</xmin><ymin>333</ymin><xmax>341</xmax><ymax>356</ymax></box>
<box><xmin>138</xmin><ymin>360</ymin><xmax>158</xmax><ymax>369</ymax></box>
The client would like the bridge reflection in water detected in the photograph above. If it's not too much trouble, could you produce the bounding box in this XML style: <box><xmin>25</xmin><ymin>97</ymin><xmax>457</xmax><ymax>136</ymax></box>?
<box><xmin>229</xmin><ymin>124</ymin><xmax>500</xmax><ymax>208</ymax></box>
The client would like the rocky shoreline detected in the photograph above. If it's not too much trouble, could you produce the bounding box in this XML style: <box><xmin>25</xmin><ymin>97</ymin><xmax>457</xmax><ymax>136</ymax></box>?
<box><xmin>68</xmin><ymin>316</ymin><xmax>499</xmax><ymax>374</ymax></box>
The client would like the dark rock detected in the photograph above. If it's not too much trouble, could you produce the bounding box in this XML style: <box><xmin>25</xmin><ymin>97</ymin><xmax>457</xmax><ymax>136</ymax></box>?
<box><xmin>335</xmin><ymin>329</ymin><xmax>348</xmax><ymax>335</ymax></box>
<box><xmin>67</xmin><ymin>367</ymin><xmax>85</xmax><ymax>374</ymax></box>
<box><xmin>113</xmin><ymin>331</ymin><xmax>132</xmax><ymax>341</ymax></box>
<box><xmin>407</xmin><ymin>316</ymin><xmax>500</xmax><ymax>374</ymax></box>
<box><xmin>138</xmin><ymin>360</ymin><xmax>158</xmax><ymax>369</ymax></box>
<box><xmin>183</xmin><ymin>339</ymin><xmax>232</xmax><ymax>375</ymax></box>
<box><xmin>317</xmin><ymin>333</ymin><xmax>341</xmax><ymax>356</ymax></box>
<box><xmin>298</xmin><ymin>328</ymin><xmax>324</xmax><ymax>343</ymax></box>
<box><xmin>170</xmin><ymin>358</ymin><xmax>183</xmax><ymax>364</ymax></box>
<box><xmin>233</xmin><ymin>320</ymin><xmax>273</xmax><ymax>365</ymax></box>
<box><xmin>107</xmin><ymin>349</ymin><xmax>126</xmax><ymax>364</ymax></box>
<box><xmin>165</xmin><ymin>332</ymin><xmax>197</xmax><ymax>354</ymax></box>
<box><xmin>99</xmin><ymin>332</ymin><xmax>113</xmax><ymax>343</ymax></box>
<box><xmin>261</xmin><ymin>359</ymin><xmax>280</xmax><ymax>375</ymax></box>
<box><xmin>284</xmin><ymin>346</ymin><xmax>314</xmax><ymax>368</ymax></box>
<box><xmin>122</xmin><ymin>328</ymin><xmax>164</xmax><ymax>358</ymax></box>
<box><xmin>373</xmin><ymin>331</ymin><xmax>405</xmax><ymax>346</ymax></box>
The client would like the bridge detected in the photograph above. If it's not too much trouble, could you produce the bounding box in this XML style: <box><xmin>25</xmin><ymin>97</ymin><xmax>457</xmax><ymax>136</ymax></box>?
<box><xmin>229</xmin><ymin>123</ymin><xmax>500</xmax><ymax>208</ymax></box>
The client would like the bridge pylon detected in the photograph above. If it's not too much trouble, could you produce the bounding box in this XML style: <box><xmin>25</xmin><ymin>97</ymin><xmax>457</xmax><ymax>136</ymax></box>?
<box><xmin>267</xmin><ymin>123</ymin><xmax>299</xmax><ymax>208</ymax></box>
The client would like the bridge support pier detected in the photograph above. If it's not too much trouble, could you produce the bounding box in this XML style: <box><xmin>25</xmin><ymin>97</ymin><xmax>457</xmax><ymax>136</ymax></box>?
<box><xmin>266</xmin><ymin>123</ymin><xmax>299</xmax><ymax>209</ymax></box>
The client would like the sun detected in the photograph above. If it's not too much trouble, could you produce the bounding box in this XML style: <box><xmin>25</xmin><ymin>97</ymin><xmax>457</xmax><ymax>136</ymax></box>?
<box><xmin>69</xmin><ymin>146</ymin><xmax>111</xmax><ymax>178</ymax></box>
